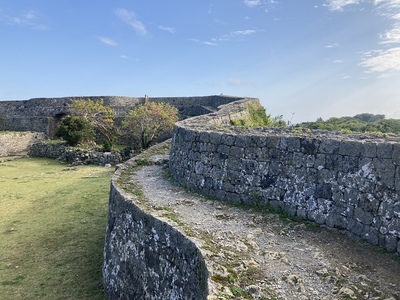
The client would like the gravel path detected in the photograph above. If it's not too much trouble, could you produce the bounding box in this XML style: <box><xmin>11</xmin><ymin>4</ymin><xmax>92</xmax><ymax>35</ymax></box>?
<box><xmin>133</xmin><ymin>160</ymin><xmax>400</xmax><ymax>300</ymax></box>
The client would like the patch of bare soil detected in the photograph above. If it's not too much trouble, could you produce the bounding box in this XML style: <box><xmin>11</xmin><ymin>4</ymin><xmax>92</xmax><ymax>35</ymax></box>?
<box><xmin>133</xmin><ymin>161</ymin><xmax>400</xmax><ymax>300</ymax></box>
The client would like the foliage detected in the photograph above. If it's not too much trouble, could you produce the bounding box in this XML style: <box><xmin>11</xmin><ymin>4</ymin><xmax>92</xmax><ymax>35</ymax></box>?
<box><xmin>69</xmin><ymin>98</ymin><xmax>116</xmax><ymax>149</ymax></box>
<box><xmin>231</xmin><ymin>103</ymin><xmax>286</xmax><ymax>128</ymax></box>
<box><xmin>122</xmin><ymin>102</ymin><xmax>179</xmax><ymax>149</ymax></box>
<box><xmin>55</xmin><ymin>116</ymin><xmax>95</xmax><ymax>146</ymax></box>
<box><xmin>298</xmin><ymin>113</ymin><xmax>400</xmax><ymax>134</ymax></box>
<box><xmin>0</xmin><ymin>158</ymin><xmax>113</xmax><ymax>299</ymax></box>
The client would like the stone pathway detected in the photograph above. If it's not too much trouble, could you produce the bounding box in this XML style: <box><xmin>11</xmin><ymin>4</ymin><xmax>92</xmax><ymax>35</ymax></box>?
<box><xmin>133</xmin><ymin>159</ymin><xmax>400</xmax><ymax>300</ymax></box>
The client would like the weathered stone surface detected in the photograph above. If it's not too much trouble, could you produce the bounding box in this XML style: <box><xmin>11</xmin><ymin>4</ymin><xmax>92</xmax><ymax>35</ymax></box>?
<box><xmin>0</xmin><ymin>131</ymin><xmax>46</xmax><ymax>157</ymax></box>
<box><xmin>103</xmin><ymin>165</ymin><xmax>208</xmax><ymax>300</ymax></box>
<box><xmin>28</xmin><ymin>142</ymin><xmax>129</xmax><ymax>166</ymax></box>
<box><xmin>169</xmin><ymin>98</ymin><xmax>400</xmax><ymax>255</ymax></box>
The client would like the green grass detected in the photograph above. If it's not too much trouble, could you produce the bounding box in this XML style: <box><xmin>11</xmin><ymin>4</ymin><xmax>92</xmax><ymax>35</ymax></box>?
<box><xmin>0</xmin><ymin>158</ymin><xmax>114</xmax><ymax>299</ymax></box>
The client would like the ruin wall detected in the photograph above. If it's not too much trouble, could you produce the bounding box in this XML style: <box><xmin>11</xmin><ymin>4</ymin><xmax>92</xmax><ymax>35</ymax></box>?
<box><xmin>169</xmin><ymin>99</ymin><xmax>400</xmax><ymax>255</ymax></box>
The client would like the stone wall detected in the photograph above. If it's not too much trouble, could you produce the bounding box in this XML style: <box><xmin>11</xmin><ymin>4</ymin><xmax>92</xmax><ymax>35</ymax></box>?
<box><xmin>0</xmin><ymin>95</ymin><xmax>241</xmax><ymax>136</ymax></box>
<box><xmin>169</xmin><ymin>99</ymin><xmax>400</xmax><ymax>255</ymax></box>
<box><xmin>103</xmin><ymin>159</ymin><xmax>208</xmax><ymax>299</ymax></box>
<box><xmin>0</xmin><ymin>131</ymin><xmax>46</xmax><ymax>157</ymax></box>
<box><xmin>28</xmin><ymin>142</ymin><xmax>130</xmax><ymax>166</ymax></box>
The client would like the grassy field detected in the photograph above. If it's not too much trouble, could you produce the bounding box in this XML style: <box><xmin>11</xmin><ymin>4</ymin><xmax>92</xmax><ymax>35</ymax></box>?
<box><xmin>0</xmin><ymin>158</ymin><xmax>114</xmax><ymax>299</ymax></box>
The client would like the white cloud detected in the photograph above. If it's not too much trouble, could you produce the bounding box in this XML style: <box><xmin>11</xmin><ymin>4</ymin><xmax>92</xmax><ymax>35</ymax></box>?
<box><xmin>98</xmin><ymin>37</ymin><xmax>118</xmax><ymax>46</ymax></box>
<box><xmin>380</xmin><ymin>24</ymin><xmax>400</xmax><ymax>43</ymax></box>
<box><xmin>190</xmin><ymin>29</ymin><xmax>258</xmax><ymax>46</ymax></box>
<box><xmin>325</xmin><ymin>43</ymin><xmax>341</xmax><ymax>48</ymax></box>
<box><xmin>202</xmin><ymin>41</ymin><xmax>217</xmax><ymax>46</ymax></box>
<box><xmin>326</xmin><ymin>0</ymin><xmax>360</xmax><ymax>11</ymax></box>
<box><xmin>1</xmin><ymin>9</ymin><xmax>48</xmax><ymax>30</ymax></box>
<box><xmin>115</xmin><ymin>9</ymin><xmax>147</xmax><ymax>36</ymax></box>
<box><xmin>120</xmin><ymin>55</ymin><xmax>128</xmax><ymax>59</ymax></box>
<box><xmin>231</xmin><ymin>29</ymin><xmax>257</xmax><ymax>36</ymax></box>
<box><xmin>158</xmin><ymin>26</ymin><xmax>176</xmax><ymax>33</ymax></box>
<box><xmin>244</xmin><ymin>0</ymin><xmax>262</xmax><ymax>7</ymax></box>
<box><xmin>333</xmin><ymin>59</ymin><xmax>344</xmax><ymax>63</ymax></box>
<box><xmin>360</xmin><ymin>47</ymin><xmax>400</xmax><ymax>72</ymax></box>
<box><xmin>374</xmin><ymin>0</ymin><xmax>400</xmax><ymax>9</ymax></box>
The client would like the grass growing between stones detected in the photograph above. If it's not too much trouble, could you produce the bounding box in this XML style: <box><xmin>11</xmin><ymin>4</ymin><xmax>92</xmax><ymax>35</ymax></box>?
<box><xmin>0</xmin><ymin>158</ymin><xmax>114</xmax><ymax>300</ymax></box>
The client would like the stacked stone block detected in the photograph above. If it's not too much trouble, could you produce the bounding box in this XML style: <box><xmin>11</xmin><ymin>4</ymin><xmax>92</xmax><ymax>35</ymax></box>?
<box><xmin>170</xmin><ymin>100</ymin><xmax>400</xmax><ymax>255</ymax></box>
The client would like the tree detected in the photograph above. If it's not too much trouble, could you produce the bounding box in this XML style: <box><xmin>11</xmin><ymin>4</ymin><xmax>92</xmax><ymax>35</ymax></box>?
<box><xmin>55</xmin><ymin>116</ymin><xmax>95</xmax><ymax>146</ymax></box>
<box><xmin>122</xmin><ymin>102</ymin><xmax>179</xmax><ymax>149</ymax></box>
<box><xmin>69</xmin><ymin>98</ymin><xmax>116</xmax><ymax>150</ymax></box>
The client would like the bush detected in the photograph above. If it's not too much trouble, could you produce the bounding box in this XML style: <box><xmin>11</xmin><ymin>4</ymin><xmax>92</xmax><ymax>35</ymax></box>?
<box><xmin>56</xmin><ymin>116</ymin><xmax>95</xmax><ymax>146</ymax></box>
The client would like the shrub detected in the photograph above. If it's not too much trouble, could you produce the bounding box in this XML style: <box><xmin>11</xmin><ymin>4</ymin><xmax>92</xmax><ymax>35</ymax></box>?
<box><xmin>56</xmin><ymin>116</ymin><xmax>95</xmax><ymax>146</ymax></box>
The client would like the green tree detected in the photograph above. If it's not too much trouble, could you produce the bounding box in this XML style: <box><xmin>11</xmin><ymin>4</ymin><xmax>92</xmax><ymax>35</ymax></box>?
<box><xmin>69</xmin><ymin>98</ymin><xmax>116</xmax><ymax>150</ymax></box>
<box><xmin>55</xmin><ymin>116</ymin><xmax>95</xmax><ymax>146</ymax></box>
<box><xmin>122</xmin><ymin>102</ymin><xmax>179</xmax><ymax>149</ymax></box>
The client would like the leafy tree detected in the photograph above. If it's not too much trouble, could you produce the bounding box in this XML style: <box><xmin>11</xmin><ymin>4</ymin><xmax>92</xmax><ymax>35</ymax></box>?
<box><xmin>297</xmin><ymin>113</ymin><xmax>400</xmax><ymax>134</ymax></box>
<box><xmin>354</xmin><ymin>113</ymin><xmax>385</xmax><ymax>123</ymax></box>
<box><xmin>122</xmin><ymin>102</ymin><xmax>179</xmax><ymax>149</ymax></box>
<box><xmin>69</xmin><ymin>98</ymin><xmax>116</xmax><ymax>149</ymax></box>
<box><xmin>55</xmin><ymin>116</ymin><xmax>95</xmax><ymax>146</ymax></box>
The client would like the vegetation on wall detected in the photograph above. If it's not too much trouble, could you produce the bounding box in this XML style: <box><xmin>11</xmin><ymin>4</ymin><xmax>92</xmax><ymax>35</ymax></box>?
<box><xmin>122</xmin><ymin>102</ymin><xmax>179</xmax><ymax>149</ymax></box>
<box><xmin>297</xmin><ymin>113</ymin><xmax>400</xmax><ymax>134</ymax></box>
<box><xmin>230</xmin><ymin>103</ymin><xmax>286</xmax><ymax>128</ymax></box>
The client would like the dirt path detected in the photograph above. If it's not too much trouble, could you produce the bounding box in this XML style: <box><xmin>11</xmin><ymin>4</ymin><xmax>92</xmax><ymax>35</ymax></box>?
<box><xmin>133</xmin><ymin>159</ymin><xmax>400</xmax><ymax>300</ymax></box>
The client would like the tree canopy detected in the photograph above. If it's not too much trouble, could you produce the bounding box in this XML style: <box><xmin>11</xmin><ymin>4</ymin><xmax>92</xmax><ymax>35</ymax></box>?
<box><xmin>122</xmin><ymin>102</ymin><xmax>179</xmax><ymax>149</ymax></box>
<box><xmin>297</xmin><ymin>113</ymin><xmax>400</xmax><ymax>134</ymax></box>
<box><xmin>56</xmin><ymin>98</ymin><xmax>116</xmax><ymax>149</ymax></box>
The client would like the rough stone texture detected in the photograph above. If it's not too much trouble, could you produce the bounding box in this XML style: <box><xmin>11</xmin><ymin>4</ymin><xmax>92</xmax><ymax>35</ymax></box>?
<box><xmin>169</xmin><ymin>98</ymin><xmax>400</xmax><ymax>255</ymax></box>
<box><xmin>0</xmin><ymin>131</ymin><xmax>46</xmax><ymax>157</ymax></box>
<box><xmin>103</xmin><ymin>159</ymin><xmax>208</xmax><ymax>299</ymax></box>
<box><xmin>28</xmin><ymin>142</ymin><xmax>129</xmax><ymax>166</ymax></box>
<box><xmin>0</xmin><ymin>95</ymin><xmax>242</xmax><ymax>136</ymax></box>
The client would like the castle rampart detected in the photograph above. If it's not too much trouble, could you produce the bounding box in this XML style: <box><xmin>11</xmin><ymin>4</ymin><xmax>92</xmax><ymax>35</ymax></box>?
<box><xmin>103</xmin><ymin>158</ymin><xmax>208</xmax><ymax>299</ymax></box>
<box><xmin>0</xmin><ymin>95</ymin><xmax>241</xmax><ymax>136</ymax></box>
<box><xmin>169</xmin><ymin>98</ymin><xmax>400</xmax><ymax>255</ymax></box>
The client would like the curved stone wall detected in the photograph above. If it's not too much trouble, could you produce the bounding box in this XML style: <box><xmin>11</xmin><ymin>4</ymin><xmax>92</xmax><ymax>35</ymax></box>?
<box><xmin>103</xmin><ymin>159</ymin><xmax>208</xmax><ymax>299</ymax></box>
<box><xmin>169</xmin><ymin>99</ymin><xmax>400</xmax><ymax>255</ymax></box>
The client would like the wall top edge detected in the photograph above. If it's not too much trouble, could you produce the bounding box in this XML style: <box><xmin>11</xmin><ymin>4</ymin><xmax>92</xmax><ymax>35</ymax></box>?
<box><xmin>175</xmin><ymin>98</ymin><xmax>400</xmax><ymax>144</ymax></box>
<box><xmin>0</xmin><ymin>94</ymin><xmax>246</xmax><ymax>103</ymax></box>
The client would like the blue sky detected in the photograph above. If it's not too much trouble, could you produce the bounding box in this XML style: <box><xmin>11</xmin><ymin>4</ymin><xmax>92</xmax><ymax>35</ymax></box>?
<box><xmin>1</xmin><ymin>0</ymin><xmax>399</xmax><ymax>123</ymax></box>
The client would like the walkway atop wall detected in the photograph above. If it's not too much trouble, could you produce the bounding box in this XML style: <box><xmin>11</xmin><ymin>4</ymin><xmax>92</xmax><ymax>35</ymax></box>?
<box><xmin>130</xmin><ymin>147</ymin><xmax>400</xmax><ymax>300</ymax></box>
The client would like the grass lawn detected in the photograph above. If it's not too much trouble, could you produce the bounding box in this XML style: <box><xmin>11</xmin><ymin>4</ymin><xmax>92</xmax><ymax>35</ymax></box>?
<box><xmin>0</xmin><ymin>158</ymin><xmax>114</xmax><ymax>299</ymax></box>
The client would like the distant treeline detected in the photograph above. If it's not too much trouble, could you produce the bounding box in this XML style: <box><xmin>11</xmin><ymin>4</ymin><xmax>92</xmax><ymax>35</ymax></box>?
<box><xmin>297</xmin><ymin>113</ymin><xmax>400</xmax><ymax>134</ymax></box>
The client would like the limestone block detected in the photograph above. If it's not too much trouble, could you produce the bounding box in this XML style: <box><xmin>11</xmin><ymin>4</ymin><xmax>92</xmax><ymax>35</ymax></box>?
<box><xmin>376</xmin><ymin>142</ymin><xmax>393</xmax><ymax>159</ymax></box>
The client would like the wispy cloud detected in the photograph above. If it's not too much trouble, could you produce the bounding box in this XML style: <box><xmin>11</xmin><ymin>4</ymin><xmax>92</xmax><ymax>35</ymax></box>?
<box><xmin>98</xmin><ymin>37</ymin><xmax>118</xmax><ymax>46</ymax></box>
<box><xmin>374</xmin><ymin>0</ymin><xmax>400</xmax><ymax>9</ymax></box>
<box><xmin>360</xmin><ymin>47</ymin><xmax>400</xmax><ymax>72</ymax></box>
<box><xmin>333</xmin><ymin>59</ymin><xmax>344</xmax><ymax>63</ymax></box>
<box><xmin>0</xmin><ymin>9</ymin><xmax>48</xmax><ymax>30</ymax></box>
<box><xmin>115</xmin><ymin>8</ymin><xmax>147</xmax><ymax>36</ymax></box>
<box><xmin>158</xmin><ymin>26</ymin><xmax>176</xmax><ymax>33</ymax></box>
<box><xmin>244</xmin><ymin>0</ymin><xmax>279</xmax><ymax>9</ymax></box>
<box><xmin>325</xmin><ymin>0</ymin><xmax>360</xmax><ymax>11</ymax></box>
<box><xmin>244</xmin><ymin>0</ymin><xmax>262</xmax><ymax>7</ymax></box>
<box><xmin>325</xmin><ymin>43</ymin><xmax>341</xmax><ymax>48</ymax></box>
<box><xmin>328</xmin><ymin>1</ymin><xmax>400</xmax><ymax>74</ymax></box>
<box><xmin>190</xmin><ymin>28</ymin><xmax>259</xmax><ymax>46</ymax></box>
